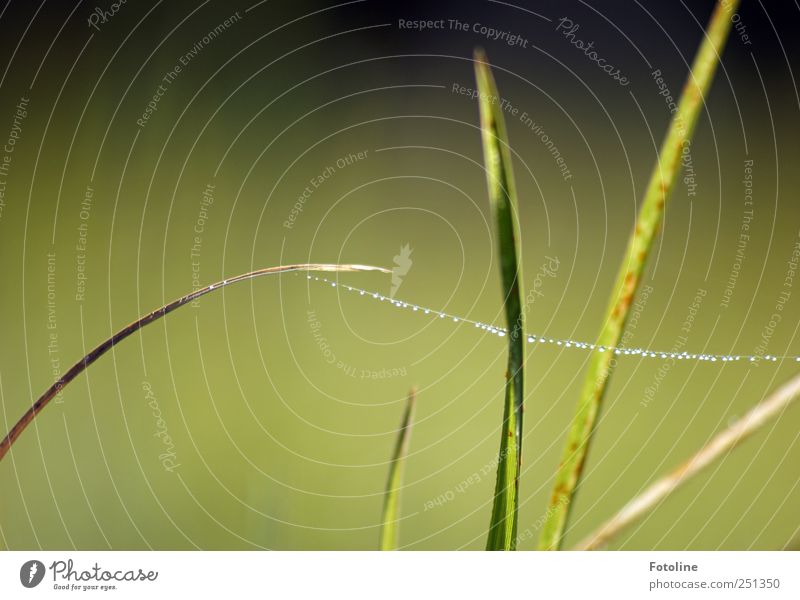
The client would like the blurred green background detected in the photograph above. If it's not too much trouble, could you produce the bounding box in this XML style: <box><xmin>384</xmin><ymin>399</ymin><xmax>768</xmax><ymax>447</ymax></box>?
<box><xmin>0</xmin><ymin>0</ymin><xmax>798</xmax><ymax>550</ymax></box>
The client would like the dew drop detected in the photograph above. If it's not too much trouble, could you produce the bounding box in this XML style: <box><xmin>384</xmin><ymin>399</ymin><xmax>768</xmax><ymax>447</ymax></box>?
<box><xmin>304</xmin><ymin>277</ymin><xmax>798</xmax><ymax>366</ymax></box>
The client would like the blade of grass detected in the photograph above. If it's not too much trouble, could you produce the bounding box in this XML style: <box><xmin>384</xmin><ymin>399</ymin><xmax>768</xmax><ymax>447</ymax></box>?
<box><xmin>0</xmin><ymin>263</ymin><xmax>389</xmax><ymax>462</ymax></box>
<box><xmin>574</xmin><ymin>371</ymin><xmax>800</xmax><ymax>550</ymax></box>
<box><xmin>474</xmin><ymin>48</ymin><xmax>526</xmax><ymax>551</ymax></box>
<box><xmin>539</xmin><ymin>0</ymin><xmax>741</xmax><ymax>550</ymax></box>
<box><xmin>379</xmin><ymin>387</ymin><xmax>417</xmax><ymax>550</ymax></box>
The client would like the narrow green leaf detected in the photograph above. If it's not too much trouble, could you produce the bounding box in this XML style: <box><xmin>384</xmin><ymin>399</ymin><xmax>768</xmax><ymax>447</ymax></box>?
<box><xmin>474</xmin><ymin>49</ymin><xmax>525</xmax><ymax>551</ymax></box>
<box><xmin>380</xmin><ymin>387</ymin><xmax>417</xmax><ymax>551</ymax></box>
<box><xmin>539</xmin><ymin>0</ymin><xmax>741</xmax><ymax>550</ymax></box>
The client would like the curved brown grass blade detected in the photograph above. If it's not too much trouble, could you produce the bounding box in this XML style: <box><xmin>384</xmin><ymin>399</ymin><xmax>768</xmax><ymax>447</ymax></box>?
<box><xmin>0</xmin><ymin>263</ymin><xmax>389</xmax><ymax>461</ymax></box>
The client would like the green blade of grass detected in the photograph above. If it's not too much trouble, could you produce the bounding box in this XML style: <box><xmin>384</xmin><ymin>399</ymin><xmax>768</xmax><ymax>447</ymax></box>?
<box><xmin>0</xmin><ymin>263</ymin><xmax>389</xmax><ymax>462</ymax></box>
<box><xmin>379</xmin><ymin>387</ymin><xmax>417</xmax><ymax>551</ymax></box>
<box><xmin>539</xmin><ymin>0</ymin><xmax>741</xmax><ymax>551</ymax></box>
<box><xmin>474</xmin><ymin>49</ymin><xmax>526</xmax><ymax>551</ymax></box>
<box><xmin>574</xmin><ymin>371</ymin><xmax>800</xmax><ymax>550</ymax></box>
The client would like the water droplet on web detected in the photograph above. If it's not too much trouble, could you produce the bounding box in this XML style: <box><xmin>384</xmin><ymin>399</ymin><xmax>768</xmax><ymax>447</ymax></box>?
<box><xmin>304</xmin><ymin>275</ymin><xmax>798</xmax><ymax>365</ymax></box>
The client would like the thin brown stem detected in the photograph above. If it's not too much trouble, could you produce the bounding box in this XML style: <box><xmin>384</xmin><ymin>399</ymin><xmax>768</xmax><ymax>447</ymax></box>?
<box><xmin>0</xmin><ymin>263</ymin><xmax>388</xmax><ymax>462</ymax></box>
<box><xmin>574</xmin><ymin>372</ymin><xmax>800</xmax><ymax>550</ymax></box>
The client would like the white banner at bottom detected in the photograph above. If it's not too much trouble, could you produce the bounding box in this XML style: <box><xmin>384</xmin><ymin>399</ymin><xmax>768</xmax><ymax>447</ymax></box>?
<box><xmin>0</xmin><ymin>551</ymin><xmax>797</xmax><ymax>598</ymax></box>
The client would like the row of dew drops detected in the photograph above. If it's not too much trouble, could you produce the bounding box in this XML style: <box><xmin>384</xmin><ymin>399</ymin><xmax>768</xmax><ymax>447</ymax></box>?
<box><xmin>305</xmin><ymin>275</ymin><xmax>800</xmax><ymax>365</ymax></box>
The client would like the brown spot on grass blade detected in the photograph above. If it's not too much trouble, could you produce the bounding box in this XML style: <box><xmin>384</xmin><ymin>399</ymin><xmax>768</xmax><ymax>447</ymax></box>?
<box><xmin>474</xmin><ymin>48</ymin><xmax>525</xmax><ymax>551</ymax></box>
<box><xmin>538</xmin><ymin>0</ymin><xmax>741</xmax><ymax>551</ymax></box>
<box><xmin>0</xmin><ymin>263</ymin><xmax>389</xmax><ymax>462</ymax></box>
<box><xmin>380</xmin><ymin>387</ymin><xmax>417</xmax><ymax>551</ymax></box>
<box><xmin>574</xmin><ymin>372</ymin><xmax>800</xmax><ymax>550</ymax></box>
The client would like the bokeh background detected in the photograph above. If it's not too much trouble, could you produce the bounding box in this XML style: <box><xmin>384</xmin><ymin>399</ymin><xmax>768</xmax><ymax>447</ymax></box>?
<box><xmin>0</xmin><ymin>0</ymin><xmax>799</xmax><ymax>550</ymax></box>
